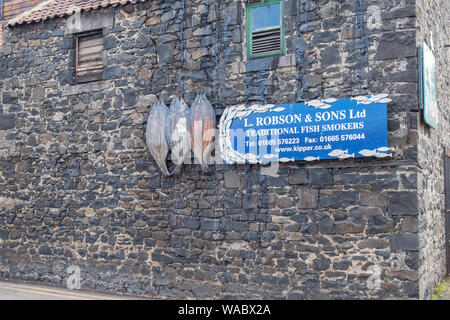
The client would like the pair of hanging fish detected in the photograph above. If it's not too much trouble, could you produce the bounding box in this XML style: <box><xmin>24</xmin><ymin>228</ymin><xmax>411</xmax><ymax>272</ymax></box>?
<box><xmin>145</xmin><ymin>94</ymin><xmax>216</xmax><ymax>176</ymax></box>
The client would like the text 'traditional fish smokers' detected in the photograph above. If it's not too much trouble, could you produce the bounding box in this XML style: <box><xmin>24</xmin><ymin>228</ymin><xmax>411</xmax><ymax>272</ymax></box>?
<box><xmin>244</xmin><ymin>121</ymin><xmax>365</xmax><ymax>137</ymax></box>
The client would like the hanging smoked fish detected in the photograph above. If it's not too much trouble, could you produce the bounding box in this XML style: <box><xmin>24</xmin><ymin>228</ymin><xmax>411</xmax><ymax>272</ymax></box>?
<box><xmin>145</xmin><ymin>100</ymin><xmax>170</xmax><ymax>176</ymax></box>
<box><xmin>187</xmin><ymin>94</ymin><xmax>216</xmax><ymax>171</ymax></box>
<box><xmin>165</xmin><ymin>98</ymin><xmax>191</xmax><ymax>176</ymax></box>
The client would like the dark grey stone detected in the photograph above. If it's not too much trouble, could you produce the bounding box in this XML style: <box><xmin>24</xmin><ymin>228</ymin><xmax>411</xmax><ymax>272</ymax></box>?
<box><xmin>0</xmin><ymin>114</ymin><xmax>16</xmax><ymax>130</ymax></box>
<box><xmin>152</xmin><ymin>69</ymin><xmax>169</xmax><ymax>87</ymax></box>
<box><xmin>391</xmin><ymin>233</ymin><xmax>419</xmax><ymax>251</ymax></box>
<box><xmin>157</xmin><ymin>44</ymin><xmax>174</xmax><ymax>64</ymax></box>
<box><xmin>201</xmin><ymin>218</ymin><xmax>220</xmax><ymax>231</ymax></box>
<box><xmin>375</xmin><ymin>31</ymin><xmax>416</xmax><ymax>60</ymax></box>
<box><xmin>58</xmin><ymin>69</ymin><xmax>75</xmax><ymax>86</ymax></box>
<box><xmin>388</xmin><ymin>192</ymin><xmax>418</xmax><ymax>216</ymax></box>
<box><xmin>2</xmin><ymin>92</ymin><xmax>18</xmax><ymax>105</ymax></box>
<box><xmin>333</xmin><ymin>261</ymin><xmax>352</xmax><ymax>271</ymax></box>
<box><xmin>103</xmin><ymin>66</ymin><xmax>122</xmax><ymax>80</ymax></box>
<box><xmin>243</xmin><ymin>193</ymin><xmax>258</xmax><ymax>210</ymax></box>
<box><xmin>349</xmin><ymin>206</ymin><xmax>383</xmax><ymax>218</ymax></box>
<box><xmin>381</xmin><ymin>6</ymin><xmax>416</xmax><ymax>20</ymax></box>
<box><xmin>309</xmin><ymin>169</ymin><xmax>332</xmax><ymax>187</ymax></box>
<box><xmin>246</xmin><ymin>58</ymin><xmax>274</xmax><ymax>72</ymax></box>
<box><xmin>312</xmin><ymin>31</ymin><xmax>339</xmax><ymax>44</ymax></box>
<box><xmin>152</xmin><ymin>253</ymin><xmax>172</xmax><ymax>263</ymax></box>
<box><xmin>301</xmin><ymin>223</ymin><xmax>318</xmax><ymax>235</ymax></box>
<box><xmin>367</xmin><ymin>216</ymin><xmax>394</xmax><ymax>234</ymax></box>
<box><xmin>122</xmin><ymin>88</ymin><xmax>137</xmax><ymax>107</ymax></box>
<box><xmin>358</xmin><ymin>238</ymin><xmax>389</xmax><ymax>249</ymax></box>
<box><xmin>39</xmin><ymin>245</ymin><xmax>52</xmax><ymax>255</ymax></box>
<box><xmin>321</xmin><ymin>44</ymin><xmax>341</xmax><ymax>67</ymax></box>
<box><xmin>0</xmin><ymin>230</ymin><xmax>9</xmax><ymax>240</ymax></box>
<box><xmin>313</xmin><ymin>257</ymin><xmax>331</xmax><ymax>270</ymax></box>
<box><xmin>58</xmin><ymin>38</ymin><xmax>74</xmax><ymax>49</ymax></box>
<box><xmin>136</xmin><ymin>35</ymin><xmax>151</xmax><ymax>48</ymax></box>
<box><xmin>181</xmin><ymin>217</ymin><xmax>200</xmax><ymax>230</ymax></box>
<box><xmin>103</xmin><ymin>35</ymin><xmax>118</xmax><ymax>49</ymax></box>
<box><xmin>319</xmin><ymin>216</ymin><xmax>336</xmax><ymax>234</ymax></box>
<box><xmin>402</xmin><ymin>281</ymin><xmax>419</xmax><ymax>298</ymax></box>
<box><xmin>289</xmin><ymin>169</ymin><xmax>308</xmax><ymax>185</ymax></box>
<box><xmin>405</xmin><ymin>252</ymin><xmax>419</xmax><ymax>270</ymax></box>
<box><xmin>323</xmin><ymin>16</ymin><xmax>345</xmax><ymax>29</ymax></box>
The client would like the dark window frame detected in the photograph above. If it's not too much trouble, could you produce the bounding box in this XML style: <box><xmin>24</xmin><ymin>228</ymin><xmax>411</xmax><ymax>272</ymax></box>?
<box><xmin>75</xmin><ymin>30</ymin><xmax>104</xmax><ymax>85</ymax></box>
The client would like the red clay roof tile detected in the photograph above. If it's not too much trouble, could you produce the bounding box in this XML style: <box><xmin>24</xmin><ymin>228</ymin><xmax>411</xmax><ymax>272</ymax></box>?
<box><xmin>7</xmin><ymin>0</ymin><xmax>147</xmax><ymax>27</ymax></box>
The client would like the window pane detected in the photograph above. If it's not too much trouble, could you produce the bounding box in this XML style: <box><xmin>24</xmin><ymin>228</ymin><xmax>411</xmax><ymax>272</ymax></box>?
<box><xmin>252</xmin><ymin>3</ymin><xmax>281</xmax><ymax>31</ymax></box>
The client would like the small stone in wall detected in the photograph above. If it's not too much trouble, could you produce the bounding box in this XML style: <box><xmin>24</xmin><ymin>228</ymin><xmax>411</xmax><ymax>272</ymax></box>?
<box><xmin>391</xmin><ymin>233</ymin><xmax>419</xmax><ymax>251</ymax></box>
<box><xmin>224</xmin><ymin>171</ymin><xmax>241</xmax><ymax>188</ymax></box>
<box><xmin>335</xmin><ymin>218</ymin><xmax>365</xmax><ymax>234</ymax></box>
<box><xmin>53</xmin><ymin>114</ymin><xmax>64</xmax><ymax>122</ymax></box>
<box><xmin>130</xmin><ymin>112</ymin><xmax>144</xmax><ymax>124</ymax></box>
<box><xmin>297</xmin><ymin>188</ymin><xmax>319</xmax><ymax>209</ymax></box>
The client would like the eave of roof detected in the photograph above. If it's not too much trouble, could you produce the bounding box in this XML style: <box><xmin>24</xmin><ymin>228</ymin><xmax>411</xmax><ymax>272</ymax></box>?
<box><xmin>7</xmin><ymin>0</ymin><xmax>147</xmax><ymax>27</ymax></box>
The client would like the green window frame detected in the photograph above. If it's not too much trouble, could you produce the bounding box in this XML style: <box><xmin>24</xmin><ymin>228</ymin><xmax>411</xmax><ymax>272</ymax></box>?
<box><xmin>246</xmin><ymin>0</ymin><xmax>286</xmax><ymax>59</ymax></box>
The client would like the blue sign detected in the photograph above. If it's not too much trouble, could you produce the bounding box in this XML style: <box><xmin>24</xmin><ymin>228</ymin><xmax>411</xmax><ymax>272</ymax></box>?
<box><xmin>219</xmin><ymin>95</ymin><xmax>392</xmax><ymax>164</ymax></box>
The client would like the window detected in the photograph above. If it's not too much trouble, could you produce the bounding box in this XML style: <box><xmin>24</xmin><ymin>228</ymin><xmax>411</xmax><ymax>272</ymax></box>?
<box><xmin>76</xmin><ymin>31</ymin><xmax>104</xmax><ymax>84</ymax></box>
<box><xmin>246</xmin><ymin>0</ymin><xmax>285</xmax><ymax>59</ymax></box>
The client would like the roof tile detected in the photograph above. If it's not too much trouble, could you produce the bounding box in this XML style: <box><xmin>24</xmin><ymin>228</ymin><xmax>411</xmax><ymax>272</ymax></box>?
<box><xmin>7</xmin><ymin>0</ymin><xmax>147</xmax><ymax>27</ymax></box>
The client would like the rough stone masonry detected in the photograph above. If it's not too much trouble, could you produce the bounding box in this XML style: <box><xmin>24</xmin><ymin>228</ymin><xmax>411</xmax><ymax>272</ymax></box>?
<box><xmin>0</xmin><ymin>0</ymin><xmax>447</xmax><ymax>299</ymax></box>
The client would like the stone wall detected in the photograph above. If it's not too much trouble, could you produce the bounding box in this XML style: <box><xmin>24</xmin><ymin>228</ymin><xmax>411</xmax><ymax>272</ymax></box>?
<box><xmin>0</xmin><ymin>0</ymin><xmax>422</xmax><ymax>299</ymax></box>
<box><xmin>416</xmin><ymin>0</ymin><xmax>450</xmax><ymax>300</ymax></box>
